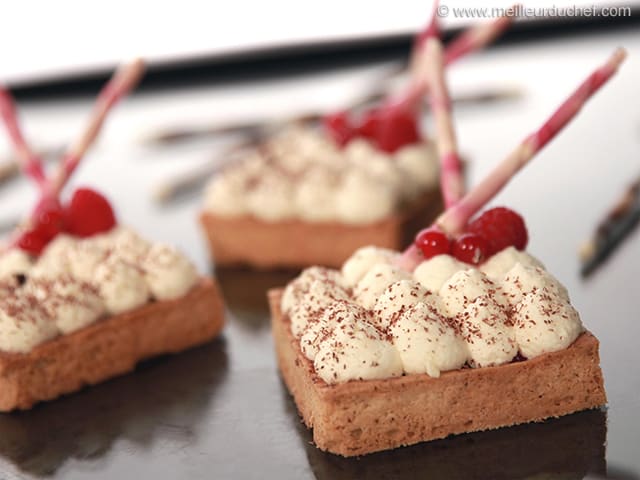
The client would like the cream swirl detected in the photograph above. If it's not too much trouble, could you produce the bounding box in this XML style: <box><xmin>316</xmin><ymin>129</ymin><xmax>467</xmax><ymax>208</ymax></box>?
<box><xmin>26</xmin><ymin>275</ymin><xmax>105</xmax><ymax>334</ymax></box>
<box><xmin>203</xmin><ymin>126</ymin><xmax>438</xmax><ymax>224</ymax></box>
<box><xmin>513</xmin><ymin>290</ymin><xmax>583</xmax><ymax>359</ymax></box>
<box><xmin>390</xmin><ymin>302</ymin><xmax>468</xmax><ymax>377</ymax></box>
<box><xmin>0</xmin><ymin>291</ymin><xmax>58</xmax><ymax>353</ymax></box>
<box><xmin>142</xmin><ymin>244</ymin><xmax>198</xmax><ymax>300</ymax></box>
<box><xmin>286</xmin><ymin>244</ymin><xmax>584</xmax><ymax>384</ymax></box>
<box><xmin>93</xmin><ymin>256</ymin><xmax>150</xmax><ymax>315</ymax></box>
<box><xmin>313</xmin><ymin>311</ymin><xmax>403</xmax><ymax>385</ymax></box>
<box><xmin>0</xmin><ymin>249</ymin><xmax>32</xmax><ymax>283</ymax></box>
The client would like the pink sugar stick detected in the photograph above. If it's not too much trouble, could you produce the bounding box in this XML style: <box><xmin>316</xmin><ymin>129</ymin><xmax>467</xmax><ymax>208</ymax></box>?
<box><xmin>0</xmin><ymin>87</ymin><xmax>47</xmax><ymax>187</ymax></box>
<box><xmin>437</xmin><ymin>48</ymin><xmax>627</xmax><ymax>235</ymax></box>
<box><xmin>46</xmin><ymin>58</ymin><xmax>145</xmax><ymax>197</ymax></box>
<box><xmin>398</xmin><ymin>7</ymin><xmax>465</xmax><ymax>271</ymax></box>
<box><xmin>424</xmin><ymin>36</ymin><xmax>464</xmax><ymax>209</ymax></box>
<box><xmin>398</xmin><ymin>48</ymin><xmax>626</xmax><ymax>271</ymax></box>
<box><xmin>443</xmin><ymin>7</ymin><xmax>517</xmax><ymax>65</ymax></box>
<box><xmin>402</xmin><ymin>5</ymin><xmax>518</xmax><ymax>109</ymax></box>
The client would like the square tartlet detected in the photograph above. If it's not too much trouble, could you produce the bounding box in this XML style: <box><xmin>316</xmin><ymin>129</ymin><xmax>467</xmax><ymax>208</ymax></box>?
<box><xmin>199</xmin><ymin>125</ymin><xmax>447</xmax><ymax>269</ymax></box>
<box><xmin>268</xmin><ymin>289</ymin><xmax>606</xmax><ymax>457</ymax></box>
<box><xmin>0</xmin><ymin>278</ymin><xmax>224</xmax><ymax>412</ymax></box>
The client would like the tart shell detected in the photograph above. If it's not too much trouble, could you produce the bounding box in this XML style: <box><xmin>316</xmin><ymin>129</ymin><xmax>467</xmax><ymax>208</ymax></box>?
<box><xmin>200</xmin><ymin>190</ymin><xmax>443</xmax><ymax>269</ymax></box>
<box><xmin>268</xmin><ymin>288</ymin><xmax>607</xmax><ymax>457</ymax></box>
<box><xmin>0</xmin><ymin>277</ymin><xmax>225</xmax><ymax>411</ymax></box>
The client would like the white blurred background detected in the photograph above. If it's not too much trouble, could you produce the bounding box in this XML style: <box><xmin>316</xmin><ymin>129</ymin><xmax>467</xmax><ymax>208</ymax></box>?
<box><xmin>1</xmin><ymin>0</ymin><xmax>635</xmax><ymax>83</ymax></box>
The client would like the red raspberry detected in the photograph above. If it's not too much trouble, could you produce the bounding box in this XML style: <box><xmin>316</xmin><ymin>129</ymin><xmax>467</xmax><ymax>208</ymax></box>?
<box><xmin>32</xmin><ymin>197</ymin><xmax>66</xmax><ymax>241</ymax></box>
<box><xmin>354</xmin><ymin>108</ymin><xmax>381</xmax><ymax>140</ymax></box>
<box><xmin>323</xmin><ymin>110</ymin><xmax>355</xmax><ymax>147</ymax></box>
<box><xmin>15</xmin><ymin>197</ymin><xmax>67</xmax><ymax>255</ymax></box>
<box><xmin>415</xmin><ymin>227</ymin><xmax>451</xmax><ymax>260</ymax></box>
<box><xmin>373</xmin><ymin>105</ymin><xmax>421</xmax><ymax>153</ymax></box>
<box><xmin>325</xmin><ymin>104</ymin><xmax>421</xmax><ymax>152</ymax></box>
<box><xmin>467</xmin><ymin>207</ymin><xmax>528</xmax><ymax>256</ymax></box>
<box><xmin>452</xmin><ymin>233</ymin><xmax>489</xmax><ymax>265</ymax></box>
<box><xmin>15</xmin><ymin>229</ymin><xmax>48</xmax><ymax>256</ymax></box>
<box><xmin>65</xmin><ymin>187</ymin><xmax>117</xmax><ymax>237</ymax></box>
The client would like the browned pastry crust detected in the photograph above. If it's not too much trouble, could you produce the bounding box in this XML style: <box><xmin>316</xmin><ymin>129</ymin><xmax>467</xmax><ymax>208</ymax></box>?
<box><xmin>268</xmin><ymin>289</ymin><xmax>607</xmax><ymax>457</ymax></box>
<box><xmin>0</xmin><ymin>278</ymin><xmax>225</xmax><ymax>412</ymax></box>
<box><xmin>200</xmin><ymin>190</ymin><xmax>443</xmax><ymax>269</ymax></box>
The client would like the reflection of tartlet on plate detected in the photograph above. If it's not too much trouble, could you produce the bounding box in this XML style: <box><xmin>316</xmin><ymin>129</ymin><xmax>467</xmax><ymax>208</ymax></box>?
<box><xmin>199</xmin><ymin>11</ymin><xmax>519</xmax><ymax>270</ymax></box>
<box><xmin>216</xmin><ymin>267</ymin><xmax>300</xmax><ymax>314</ymax></box>
<box><xmin>0</xmin><ymin>340</ymin><xmax>227</xmax><ymax>476</ymax></box>
<box><xmin>295</xmin><ymin>406</ymin><xmax>606</xmax><ymax>480</ymax></box>
<box><xmin>0</xmin><ymin>60</ymin><xmax>225</xmax><ymax>411</ymax></box>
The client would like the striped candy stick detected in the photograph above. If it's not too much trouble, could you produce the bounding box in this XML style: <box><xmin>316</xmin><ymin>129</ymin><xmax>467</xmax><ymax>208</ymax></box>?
<box><xmin>398</xmin><ymin>48</ymin><xmax>627</xmax><ymax>271</ymax></box>
<box><xmin>0</xmin><ymin>87</ymin><xmax>47</xmax><ymax>187</ymax></box>
<box><xmin>46</xmin><ymin>58</ymin><xmax>145</xmax><ymax>198</ymax></box>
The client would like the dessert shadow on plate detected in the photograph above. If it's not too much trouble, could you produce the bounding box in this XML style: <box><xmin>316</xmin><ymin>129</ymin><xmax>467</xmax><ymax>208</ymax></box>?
<box><xmin>0</xmin><ymin>338</ymin><xmax>228</xmax><ymax>477</ymax></box>
<box><xmin>282</xmin><ymin>381</ymin><xmax>607</xmax><ymax>480</ymax></box>
<box><xmin>215</xmin><ymin>266</ymin><xmax>300</xmax><ymax>318</ymax></box>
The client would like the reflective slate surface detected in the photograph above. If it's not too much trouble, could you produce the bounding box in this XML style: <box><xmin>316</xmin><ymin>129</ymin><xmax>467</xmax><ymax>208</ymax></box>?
<box><xmin>0</xmin><ymin>271</ymin><xmax>635</xmax><ymax>480</ymax></box>
<box><xmin>0</xmin><ymin>327</ymin><xmax>610</xmax><ymax>480</ymax></box>
<box><xmin>0</xmin><ymin>266</ymin><xmax>625</xmax><ymax>480</ymax></box>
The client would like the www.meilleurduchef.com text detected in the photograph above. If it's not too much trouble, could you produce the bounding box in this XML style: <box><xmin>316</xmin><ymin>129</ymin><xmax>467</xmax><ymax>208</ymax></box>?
<box><xmin>436</xmin><ymin>4</ymin><xmax>632</xmax><ymax>19</ymax></box>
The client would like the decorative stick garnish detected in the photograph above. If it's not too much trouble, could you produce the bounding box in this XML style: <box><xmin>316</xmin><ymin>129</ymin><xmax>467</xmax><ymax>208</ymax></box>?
<box><xmin>408</xmin><ymin>0</ymin><xmax>442</xmax><ymax>81</ymax></box>
<box><xmin>403</xmin><ymin>6</ymin><xmax>518</xmax><ymax>109</ymax></box>
<box><xmin>437</xmin><ymin>48</ymin><xmax>627</xmax><ymax>235</ymax></box>
<box><xmin>443</xmin><ymin>7</ymin><xmax>517</xmax><ymax>65</ymax></box>
<box><xmin>580</xmin><ymin>174</ymin><xmax>640</xmax><ymax>277</ymax></box>
<box><xmin>422</xmin><ymin>19</ymin><xmax>464</xmax><ymax>209</ymax></box>
<box><xmin>46</xmin><ymin>58</ymin><xmax>145</xmax><ymax>197</ymax></box>
<box><xmin>0</xmin><ymin>146</ymin><xmax>64</xmax><ymax>187</ymax></box>
<box><xmin>0</xmin><ymin>87</ymin><xmax>47</xmax><ymax>187</ymax></box>
<box><xmin>1</xmin><ymin>60</ymin><xmax>145</xmax><ymax>255</ymax></box>
<box><xmin>397</xmin><ymin>48</ymin><xmax>627</xmax><ymax>271</ymax></box>
<box><xmin>397</xmin><ymin>8</ymin><xmax>466</xmax><ymax>268</ymax></box>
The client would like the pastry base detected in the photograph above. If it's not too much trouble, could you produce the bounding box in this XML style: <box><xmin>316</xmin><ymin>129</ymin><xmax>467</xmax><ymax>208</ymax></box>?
<box><xmin>200</xmin><ymin>190</ymin><xmax>443</xmax><ymax>269</ymax></box>
<box><xmin>0</xmin><ymin>278</ymin><xmax>225</xmax><ymax>412</ymax></box>
<box><xmin>268</xmin><ymin>289</ymin><xmax>607</xmax><ymax>457</ymax></box>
